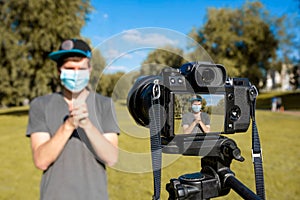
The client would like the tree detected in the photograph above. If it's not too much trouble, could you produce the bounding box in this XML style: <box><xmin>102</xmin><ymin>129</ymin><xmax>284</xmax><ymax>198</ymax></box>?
<box><xmin>111</xmin><ymin>72</ymin><xmax>133</xmax><ymax>100</ymax></box>
<box><xmin>90</xmin><ymin>48</ymin><xmax>106</xmax><ymax>91</ymax></box>
<box><xmin>189</xmin><ymin>1</ymin><xmax>283</xmax><ymax>88</ymax></box>
<box><xmin>140</xmin><ymin>46</ymin><xmax>187</xmax><ymax>76</ymax></box>
<box><xmin>0</xmin><ymin>0</ymin><xmax>92</xmax><ymax>106</ymax></box>
<box><xmin>275</xmin><ymin>13</ymin><xmax>300</xmax><ymax>65</ymax></box>
<box><xmin>289</xmin><ymin>65</ymin><xmax>300</xmax><ymax>90</ymax></box>
<box><xmin>96</xmin><ymin>72</ymin><xmax>126</xmax><ymax>98</ymax></box>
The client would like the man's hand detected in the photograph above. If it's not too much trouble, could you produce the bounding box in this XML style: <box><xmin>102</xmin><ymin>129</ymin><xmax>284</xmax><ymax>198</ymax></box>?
<box><xmin>67</xmin><ymin>103</ymin><xmax>89</xmax><ymax>128</ymax></box>
<box><xmin>194</xmin><ymin>113</ymin><xmax>202</xmax><ymax>124</ymax></box>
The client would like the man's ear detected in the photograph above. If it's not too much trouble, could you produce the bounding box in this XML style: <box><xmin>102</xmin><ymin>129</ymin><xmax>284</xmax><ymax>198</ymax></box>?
<box><xmin>88</xmin><ymin>59</ymin><xmax>92</xmax><ymax>73</ymax></box>
<box><xmin>57</xmin><ymin>65</ymin><xmax>61</xmax><ymax>75</ymax></box>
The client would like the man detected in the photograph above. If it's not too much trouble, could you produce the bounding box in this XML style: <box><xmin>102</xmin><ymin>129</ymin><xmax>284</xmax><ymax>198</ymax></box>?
<box><xmin>181</xmin><ymin>95</ymin><xmax>210</xmax><ymax>134</ymax></box>
<box><xmin>26</xmin><ymin>39</ymin><xmax>119</xmax><ymax>200</ymax></box>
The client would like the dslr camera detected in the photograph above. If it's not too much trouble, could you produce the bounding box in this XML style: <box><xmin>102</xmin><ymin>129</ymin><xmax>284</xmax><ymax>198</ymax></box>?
<box><xmin>127</xmin><ymin>61</ymin><xmax>263</xmax><ymax>200</ymax></box>
<box><xmin>128</xmin><ymin>61</ymin><xmax>252</xmax><ymax>155</ymax></box>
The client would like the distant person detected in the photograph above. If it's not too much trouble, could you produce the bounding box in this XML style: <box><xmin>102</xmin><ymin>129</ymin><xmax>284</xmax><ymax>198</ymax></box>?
<box><xmin>26</xmin><ymin>39</ymin><xmax>119</xmax><ymax>200</ymax></box>
<box><xmin>271</xmin><ymin>97</ymin><xmax>277</xmax><ymax>112</ymax></box>
<box><xmin>271</xmin><ymin>96</ymin><xmax>284</xmax><ymax>112</ymax></box>
<box><xmin>276</xmin><ymin>97</ymin><xmax>282</xmax><ymax>111</ymax></box>
<box><xmin>181</xmin><ymin>95</ymin><xmax>210</xmax><ymax>134</ymax></box>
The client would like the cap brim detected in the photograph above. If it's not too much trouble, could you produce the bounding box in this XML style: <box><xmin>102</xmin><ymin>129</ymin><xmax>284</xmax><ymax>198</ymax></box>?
<box><xmin>48</xmin><ymin>49</ymin><xmax>91</xmax><ymax>62</ymax></box>
<box><xmin>189</xmin><ymin>98</ymin><xmax>202</xmax><ymax>102</ymax></box>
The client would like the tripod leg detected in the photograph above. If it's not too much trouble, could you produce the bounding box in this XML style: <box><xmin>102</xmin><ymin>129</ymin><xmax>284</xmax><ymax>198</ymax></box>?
<box><xmin>225</xmin><ymin>175</ymin><xmax>261</xmax><ymax>200</ymax></box>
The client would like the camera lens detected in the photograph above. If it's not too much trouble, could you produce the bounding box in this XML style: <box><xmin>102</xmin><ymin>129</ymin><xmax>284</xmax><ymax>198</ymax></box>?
<box><xmin>127</xmin><ymin>75</ymin><xmax>160</xmax><ymax>126</ymax></box>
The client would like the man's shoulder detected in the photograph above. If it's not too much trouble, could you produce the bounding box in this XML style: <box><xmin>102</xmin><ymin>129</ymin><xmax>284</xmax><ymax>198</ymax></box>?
<box><xmin>202</xmin><ymin>111</ymin><xmax>209</xmax><ymax>116</ymax></box>
<box><xmin>30</xmin><ymin>93</ymin><xmax>61</xmax><ymax>107</ymax></box>
<box><xmin>93</xmin><ymin>92</ymin><xmax>110</xmax><ymax>99</ymax></box>
<box><xmin>201</xmin><ymin>112</ymin><xmax>210</xmax><ymax>123</ymax></box>
<box><xmin>33</xmin><ymin>93</ymin><xmax>58</xmax><ymax>100</ymax></box>
<box><xmin>182</xmin><ymin>112</ymin><xmax>193</xmax><ymax>119</ymax></box>
<box><xmin>90</xmin><ymin>92</ymin><xmax>112</xmax><ymax>103</ymax></box>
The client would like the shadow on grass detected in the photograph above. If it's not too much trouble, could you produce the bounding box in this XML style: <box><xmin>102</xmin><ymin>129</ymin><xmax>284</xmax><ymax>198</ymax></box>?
<box><xmin>0</xmin><ymin>109</ymin><xmax>29</xmax><ymax>116</ymax></box>
<box><xmin>256</xmin><ymin>91</ymin><xmax>300</xmax><ymax>110</ymax></box>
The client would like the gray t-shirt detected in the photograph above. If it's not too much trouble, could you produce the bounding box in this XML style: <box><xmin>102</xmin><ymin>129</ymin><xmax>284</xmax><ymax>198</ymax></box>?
<box><xmin>26</xmin><ymin>92</ymin><xmax>119</xmax><ymax>200</ymax></box>
<box><xmin>181</xmin><ymin>112</ymin><xmax>210</xmax><ymax>133</ymax></box>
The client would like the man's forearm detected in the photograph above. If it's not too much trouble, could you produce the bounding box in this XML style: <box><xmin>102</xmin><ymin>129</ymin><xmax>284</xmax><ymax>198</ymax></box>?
<box><xmin>199</xmin><ymin>121</ymin><xmax>210</xmax><ymax>133</ymax></box>
<box><xmin>81</xmin><ymin>120</ymin><xmax>118</xmax><ymax>167</ymax></box>
<box><xmin>32</xmin><ymin>121</ymin><xmax>74</xmax><ymax>170</ymax></box>
<box><xmin>183</xmin><ymin>121</ymin><xmax>198</xmax><ymax>134</ymax></box>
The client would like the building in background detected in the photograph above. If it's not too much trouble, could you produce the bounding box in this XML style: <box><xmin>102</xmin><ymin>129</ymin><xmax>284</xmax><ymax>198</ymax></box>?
<box><xmin>264</xmin><ymin>64</ymin><xmax>296</xmax><ymax>91</ymax></box>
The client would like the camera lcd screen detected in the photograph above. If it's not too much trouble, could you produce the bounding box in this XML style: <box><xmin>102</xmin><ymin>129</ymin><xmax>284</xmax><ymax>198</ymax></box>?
<box><xmin>173</xmin><ymin>93</ymin><xmax>225</xmax><ymax>134</ymax></box>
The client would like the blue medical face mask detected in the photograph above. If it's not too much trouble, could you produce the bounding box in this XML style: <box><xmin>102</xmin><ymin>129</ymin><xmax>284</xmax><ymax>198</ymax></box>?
<box><xmin>192</xmin><ymin>104</ymin><xmax>202</xmax><ymax>113</ymax></box>
<box><xmin>60</xmin><ymin>69</ymin><xmax>90</xmax><ymax>93</ymax></box>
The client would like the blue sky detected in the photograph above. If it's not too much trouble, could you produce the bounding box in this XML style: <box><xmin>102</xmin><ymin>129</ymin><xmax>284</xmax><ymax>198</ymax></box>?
<box><xmin>81</xmin><ymin>0</ymin><xmax>299</xmax><ymax>73</ymax></box>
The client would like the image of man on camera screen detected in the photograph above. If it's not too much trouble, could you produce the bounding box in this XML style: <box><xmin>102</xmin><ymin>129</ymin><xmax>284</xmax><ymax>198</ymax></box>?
<box><xmin>181</xmin><ymin>95</ymin><xmax>211</xmax><ymax>134</ymax></box>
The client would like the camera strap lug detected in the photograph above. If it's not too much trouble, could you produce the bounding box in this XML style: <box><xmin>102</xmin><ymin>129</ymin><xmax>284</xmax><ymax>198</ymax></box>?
<box><xmin>152</xmin><ymin>79</ymin><xmax>161</xmax><ymax>100</ymax></box>
<box><xmin>249</xmin><ymin>85</ymin><xmax>258</xmax><ymax>120</ymax></box>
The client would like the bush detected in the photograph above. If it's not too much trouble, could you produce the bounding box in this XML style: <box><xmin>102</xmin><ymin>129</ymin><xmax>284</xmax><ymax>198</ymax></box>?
<box><xmin>256</xmin><ymin>91</ymin><xmax>300</xmax><ymax>110</ymax></box>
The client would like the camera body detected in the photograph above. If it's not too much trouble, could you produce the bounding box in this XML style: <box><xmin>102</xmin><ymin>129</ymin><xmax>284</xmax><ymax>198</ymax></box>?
<box><xmin>127</xmin><ymin>61</ymin><xmax>252</xmax><ymax>155</ymax></box>
<box><xmin>161</xmin><ymin>61</ymin><xmax>251</xmax><ymax>137</ymax></box>
<box><xmin>127</xmin><ymin>61</ymin><xmax>260</xmax><ymax>199</ymax></box>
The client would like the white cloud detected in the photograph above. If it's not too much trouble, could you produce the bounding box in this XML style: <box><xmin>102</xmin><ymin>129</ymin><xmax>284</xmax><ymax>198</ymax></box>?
<box><xmin>122</xmin><ymin>29</ymin><xmax>179</xmax><ymax>46</ymax></box>
<box><xmin>103</xmin><ymin>13</ymin><xmax>109</xmax><ymax>19</ymax></box>
<box><xmin>105</xmin><ymin>65</ymin><xmax>128</xmax><ymax>72</ymax></box>
<box><xmin>105</xmin><ymin>49</ymin><xmax>133</xmax><ymax>60</ymax></box>
<box><xmin>106</xmin><ymin>49</ymin><xmax>120</xmax><ymax>59</ymax></box>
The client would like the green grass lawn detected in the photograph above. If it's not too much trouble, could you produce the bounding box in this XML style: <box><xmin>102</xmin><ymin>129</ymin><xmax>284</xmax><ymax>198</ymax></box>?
<box><xmin>0</xmin><ymin>103</ymin><xmax>299</xmax><ymax>199</ymax></box>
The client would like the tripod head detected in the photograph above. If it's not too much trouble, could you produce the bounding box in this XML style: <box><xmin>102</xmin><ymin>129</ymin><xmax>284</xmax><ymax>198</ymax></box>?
<box><xmin>166</xmin><ymin>136</ymin><xmax>260</xmax><ymax>200</ymax></box>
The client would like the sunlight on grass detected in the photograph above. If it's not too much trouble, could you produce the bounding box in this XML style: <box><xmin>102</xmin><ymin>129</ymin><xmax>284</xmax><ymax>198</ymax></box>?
<box><xmin>0</xmin><ymin>114</ymin><xmax>40</xmax><ymax>199</ymax></box>
<box><xmin>0</xmin><ymin>105</ymin><xmax>299</xmax><ymax>199</ymax></box>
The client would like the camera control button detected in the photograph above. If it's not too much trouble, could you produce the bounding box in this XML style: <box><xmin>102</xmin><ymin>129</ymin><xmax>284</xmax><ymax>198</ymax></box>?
<box><xmin>230</xmin><ymin>106</ymin><xmax>241</xmax><ymax>121</ymax></box>
<box><xmin>177</xmin><ymin>78</ymin><xmax>183</xmax><ymax>84</ymax></box>
<box><xmin>170</xmin><ymin>78</ymin><xmax>176</xmax><ymax>84</ymax></box>
<box><xmin>228</xmin><ymin>93</ymin><xmax>234</xmax><ymax>101</ymax></box>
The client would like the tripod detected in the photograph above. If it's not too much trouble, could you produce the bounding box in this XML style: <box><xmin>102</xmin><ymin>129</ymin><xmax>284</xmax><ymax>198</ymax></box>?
<box><xmin>148</xmin><ymin>83</ymin><xmax>263</xmax><ymax>200</ymax></box>
<box><xmin>165</xmin><ymin>136</ymin><xmax>261</xmax><ymax>200</ymax></box>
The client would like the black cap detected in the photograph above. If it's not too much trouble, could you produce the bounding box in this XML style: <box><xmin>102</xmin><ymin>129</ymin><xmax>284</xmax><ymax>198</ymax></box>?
<box><xmin>48</xmin><ymin>39</ymin><xmax>92</xmax><ymax>62</ymax></box>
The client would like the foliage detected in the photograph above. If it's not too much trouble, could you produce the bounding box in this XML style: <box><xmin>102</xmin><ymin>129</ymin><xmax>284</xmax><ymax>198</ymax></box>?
<box><xmin>0</xmin><ymin>0</ymin><xmax>92</xmax><ymax>106</ymax></box>
<box><xmin>89</xmin><ymin>49</ymin><xmax>130</xmax><ymax>99</ymax></box>
<box><xmin>276</xmin><ymin>13</ymin><xmax>300</xmax><ymax>64</ymax></box>
<box><xmin>96</xmin><ymin>72</ymin><xmax>126</xmax><ymax>98</ymax></box>
<box><xmin>90</xmin><ymin>48</ymin><xmax>106</xmax><ymax>91</ymax></box>
<box><xmin>189</xmin><ymin>1</ymin><xmax>285</xmax><ymax>88</ymax></box>
<box><xmin>140</xmin><ymin>46</ymin><xmax>187</xmax><ymax>76</ymax></box>
<box><xmin>256</xmin><ymin>90</ymin><xmax>300</xmax><ymax>110</ymax></box>
<box><xmin>289</xmin><ymin>65</ymin><xmax>300</xmax><ymax>90</ymax></box>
